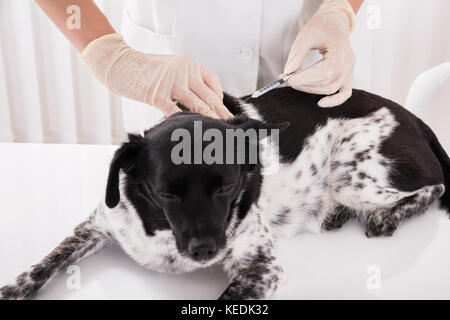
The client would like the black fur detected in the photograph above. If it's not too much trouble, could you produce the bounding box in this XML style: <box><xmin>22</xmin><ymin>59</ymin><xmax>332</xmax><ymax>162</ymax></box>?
<box><xmin>423</xmin><ymin>122</ymin><xmax>450</xmax><ymax>212</ymax></box>
<box><xmin>239</xmin><ymin>87</ymin><xmax>449</xmax><ymax>211</ymax></box>
<box><xmin>105</xmin><ymin>113</ymin><xmax>287</xmax><ymax>258</ymax></box>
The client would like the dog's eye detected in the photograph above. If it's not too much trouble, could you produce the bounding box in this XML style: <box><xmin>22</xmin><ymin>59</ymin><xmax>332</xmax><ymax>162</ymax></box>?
<box><xmin>158</xmin><ymin>192</ymin><xmax>179</xmax><ymax>202</ymax></box>
<box><xmin>215</xmin><ymin>184</ymin><xmax>234</xmax><ymax>195</ymax></box>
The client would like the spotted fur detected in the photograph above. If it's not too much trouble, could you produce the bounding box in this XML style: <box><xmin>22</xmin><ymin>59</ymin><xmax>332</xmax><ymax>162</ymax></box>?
<box><xmin>1</xmin><ymin>87</ymin><xmax>449</xmax><ymax>300</ymax></box>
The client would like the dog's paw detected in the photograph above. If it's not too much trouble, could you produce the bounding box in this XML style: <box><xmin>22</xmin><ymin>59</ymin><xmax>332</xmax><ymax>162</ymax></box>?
<box><xmin>365</xmin><ymin>212</ymin><xmax>398</xmax><ymax>238</ymax></box>
<box><xmin>0</xmin><ymin>271</ymin><xmax>37</xmax><ymax>300</ymax></box>
<box><xmin>219</xmin><ymin>263</ymin><xmax>283</xmax><ymax>300</ymax></box>
<box><xmin>218</xmin><ymin>279</ymin><xmax>267</xmax><ymax>300</ymax></box>
<box><xmin>0</xmin><ymin>284</ymin><xmax>26</xmax><ymax>300</ymax></box>
<box><xmin>322</xmin><ymin>205</ymin><xmax>354</xmax><ymax>231</ymax></box>
<box><xmin>323</xmin><ymin>215</ymin><xmax>347</xmax><ymax>230</ymax></box>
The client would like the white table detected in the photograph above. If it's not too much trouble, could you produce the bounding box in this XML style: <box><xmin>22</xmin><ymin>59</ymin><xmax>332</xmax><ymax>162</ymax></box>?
<box><xmin>1</xmin><ymin>142</ymin><xmax>450</xmax><ymax>300</ymax></box>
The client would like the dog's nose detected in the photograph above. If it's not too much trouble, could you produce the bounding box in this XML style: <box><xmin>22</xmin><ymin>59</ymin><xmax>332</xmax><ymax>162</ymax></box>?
<box><xmin>188</xmin><ymin>237</ymin><xmax>217</xmax><ymax>261</ymax></box>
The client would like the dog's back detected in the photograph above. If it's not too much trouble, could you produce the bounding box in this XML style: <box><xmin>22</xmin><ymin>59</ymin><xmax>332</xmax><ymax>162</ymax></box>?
<box><xmin>224</xmin><ymin>87</ymin><xmax>450</xmax><ymax>237</ymax></box>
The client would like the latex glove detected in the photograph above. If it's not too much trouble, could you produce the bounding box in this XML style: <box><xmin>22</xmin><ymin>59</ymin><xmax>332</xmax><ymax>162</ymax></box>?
<box><xmin>283</xmin><ymin>0</ymin><xmax>356</xmax><ymax>108</ymax></box>
<box><xmin>81</xmin><ymin>33</ymin><xmax>233</xmax><ymax>119</ymax></box>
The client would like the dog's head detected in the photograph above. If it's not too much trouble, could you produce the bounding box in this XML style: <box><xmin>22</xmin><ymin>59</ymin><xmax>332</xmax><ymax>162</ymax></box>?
<box><xmin>105</xmin><ymin>112</ymin><xmax>288</xmax><ymax>263</ymax></box>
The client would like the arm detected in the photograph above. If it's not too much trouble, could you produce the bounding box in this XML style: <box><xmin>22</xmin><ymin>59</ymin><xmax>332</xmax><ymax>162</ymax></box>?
<box><xmin>34</xmin><ymin>0</ymin><xmax>232</xmax><ymax>119</ymax></box>
<box><xmin>35</xmin><ymin>0</ymin><xmax>115</xmax><ymax>52</ymax></box>
<box><xmin>348</xmin><ymin>0</ymin><xmax>364</xmax><ymax>13</ymax></box>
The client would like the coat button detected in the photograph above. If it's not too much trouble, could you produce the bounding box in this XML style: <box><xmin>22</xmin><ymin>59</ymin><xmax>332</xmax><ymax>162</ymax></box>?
<box><xmin>240</xmin><ymin>47</ymin><xmax>254</xmax><ymax>60</ymax></box>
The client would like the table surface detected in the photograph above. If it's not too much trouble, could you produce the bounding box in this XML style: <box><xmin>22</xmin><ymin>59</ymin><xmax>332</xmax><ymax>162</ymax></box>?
<box><xmin>1</xmin><ymin>142</ymin><xmax>450</xmax><ymax>300</ymax></box>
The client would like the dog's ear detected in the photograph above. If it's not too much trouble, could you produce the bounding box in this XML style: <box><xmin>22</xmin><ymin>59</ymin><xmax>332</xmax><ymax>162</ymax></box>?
<box><xmin>105</xmin><ymin>134</ymin><xmax>144</xmax><ymax>208</ymax></box>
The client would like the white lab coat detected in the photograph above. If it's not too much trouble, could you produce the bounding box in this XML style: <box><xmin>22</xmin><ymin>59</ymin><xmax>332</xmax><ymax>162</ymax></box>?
<box><xmin>120</xmin><ymin>0</ymin><xmax>322</xmax><ymax>133</ymax></box>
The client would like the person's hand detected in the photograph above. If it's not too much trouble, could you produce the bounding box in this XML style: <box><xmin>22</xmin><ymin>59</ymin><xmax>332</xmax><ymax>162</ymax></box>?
<box><xmin>81</xmin><ymin>33</ymin><xmax>233</xmax><ymax>119</ymax></box>
<box><xmin>282</xmin><ymin>0</ymin><xmax>356</xmax><ymax>108</ymax></box>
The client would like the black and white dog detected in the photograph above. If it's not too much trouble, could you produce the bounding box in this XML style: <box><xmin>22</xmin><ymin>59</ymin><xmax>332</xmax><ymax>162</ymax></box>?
<box><xmin>1</xmin><ymin>87</ymin><xmax>449</xmax><ymax>300</ymax></box>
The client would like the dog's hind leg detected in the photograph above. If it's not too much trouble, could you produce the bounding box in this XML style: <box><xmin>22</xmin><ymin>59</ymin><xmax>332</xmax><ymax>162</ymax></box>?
<box><xmin>0</xmin><ymin>207</ymin><xmax>110</xmax><ymax>300</ymax></box>
<box><xmin>322</xmin><ymin>204</ymin><xmax>355</xmax><ymax>230</ymax></box>
<box><xmin>365</xmin><ymin>184</ymin><xmax>445</xmax><ymax>238</ymax></box>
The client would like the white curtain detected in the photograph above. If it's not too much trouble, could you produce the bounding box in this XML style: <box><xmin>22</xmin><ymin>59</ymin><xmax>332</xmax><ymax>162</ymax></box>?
<box><xmin>0</xmin><ymin>0</ymin><xmax>449</xmax><ymax>146</ymax></box>
<box><xmin>350</xmin><ymin>0</ymin><xmax>450</xmax><ymax>150</ymax></box>
<box><xmin>0</xmin><ymin>0</ymin><xmax>127</xmax><ymax>144</ymax></box>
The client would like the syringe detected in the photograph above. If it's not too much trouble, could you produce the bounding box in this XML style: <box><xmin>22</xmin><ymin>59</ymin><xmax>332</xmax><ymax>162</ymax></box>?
<box><xmin>251</xmin><ymin>71</ymin><xmax>296</xmax><ymax>99</ymax></box>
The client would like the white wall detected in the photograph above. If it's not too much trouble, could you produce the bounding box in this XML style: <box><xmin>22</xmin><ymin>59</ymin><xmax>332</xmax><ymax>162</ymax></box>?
<box><xmin>0</xmin><ymin>0</ymin><xmax>449</xmax><ymax>147</ymax></box>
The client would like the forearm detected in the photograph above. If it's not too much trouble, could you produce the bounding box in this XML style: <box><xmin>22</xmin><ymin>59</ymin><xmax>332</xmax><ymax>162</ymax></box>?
<box><xmin>347</xmin><ymin>0</ymin><xmax>364</xmax><ymax>13</ymax></box>
<box><xmin>35</xmin><ymin>0</ymin><xmax>115</xmax><ymax>52</ymax></box>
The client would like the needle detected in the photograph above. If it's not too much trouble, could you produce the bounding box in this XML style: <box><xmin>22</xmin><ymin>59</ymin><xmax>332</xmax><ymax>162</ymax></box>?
<box><xmin>251</xmin><ymin>71</ymin><xmax>296</xmax><ymax>99</ymax></box>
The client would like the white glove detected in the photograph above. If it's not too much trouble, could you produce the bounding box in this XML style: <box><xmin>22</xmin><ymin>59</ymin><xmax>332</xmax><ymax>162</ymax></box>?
<box><xmin>283</xmin><ymin>0</ymin><xmax>356</xmax><ymax>108</ymax></box>
<box><xmin>81</xmin><ymin>33</ymin><xmax>233</xmax><ymax>119</ymax></box>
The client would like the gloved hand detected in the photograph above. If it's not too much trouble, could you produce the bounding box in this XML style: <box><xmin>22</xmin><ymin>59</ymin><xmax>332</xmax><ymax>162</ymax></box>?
<box><xmin>81</xmin><ymin>33</ymin><xmax>233</xmax><ymax>119</ymax></box>
<box><xmin>282</xmin><ymin>0</ymin><xmax>356</xmax><ymax>108</ymax></box>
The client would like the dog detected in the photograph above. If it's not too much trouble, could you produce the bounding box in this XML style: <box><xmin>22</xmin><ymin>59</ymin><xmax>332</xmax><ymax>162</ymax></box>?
<box><xmin>1</xmin><ymin>87</ymin><xmax>449</xmax><ymax>300</ymax></box>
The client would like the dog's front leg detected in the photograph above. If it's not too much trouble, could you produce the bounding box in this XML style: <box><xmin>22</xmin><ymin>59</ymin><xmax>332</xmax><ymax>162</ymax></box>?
<box><xmin>0</xmin><ymin>207</ymin><xmax>109</xmax><ymax>300</ymax></box>
<box><xmin>219</xmin><ymin>212</ymin><xmax>283</xmax><ymax>300</ymax></box>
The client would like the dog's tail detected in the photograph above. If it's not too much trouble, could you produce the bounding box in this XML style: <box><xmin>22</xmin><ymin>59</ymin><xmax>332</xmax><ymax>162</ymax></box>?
<box><xmin>0</xmin><ymin>208</ymin><xmax>109</xmax><ymax>300</ymax></box>
<box><xmin>423</xmin><ymin>122</ymin><xmax>450</xmax><ymax>213</ymax></box>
